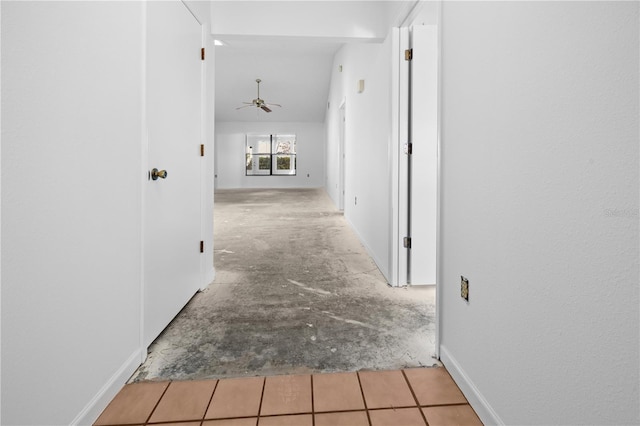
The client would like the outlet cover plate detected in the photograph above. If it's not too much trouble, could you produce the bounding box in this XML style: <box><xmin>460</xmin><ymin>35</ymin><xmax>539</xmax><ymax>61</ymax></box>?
<box><xmin>461</xmin><ymin>276</ymin><xmax>469</xmax><ymax>301</ymax></box>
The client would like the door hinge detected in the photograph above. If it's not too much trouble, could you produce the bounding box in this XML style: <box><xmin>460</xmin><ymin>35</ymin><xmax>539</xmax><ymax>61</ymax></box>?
<box><xmin>405</xmin><ymin>49</ymin><xmax>413</xmax><ymax>61</ymax></box>
<box><xmin>200</xmin><ymin>241</ymin><xmax>204</xmax><ymax>253</ymax></box>
<box><xmin>403</xmin><ymin>237</ymin><xmax>412</xmax><ymax>249</ymax></box>
<box><xmin>404</xmin><ymin>142</ymin><xmax>413</xmax><ymax>155</ymax></box>
<box><xmin>201</xmin><ymin>47</ymin><xmax>205</xmax><ymax>60</ymax></box>
<box><xmin>200</xmin><ymin>144</ymin><xmax>205</xmax><ymax>157</ymax></box>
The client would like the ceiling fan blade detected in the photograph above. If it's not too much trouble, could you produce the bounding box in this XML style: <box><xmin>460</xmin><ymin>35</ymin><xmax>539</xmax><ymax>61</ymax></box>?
<box><xmin>261</xmin><ymin>105</ymin><xmax>272</xmax><ymax>113</ymax></box>
<box><xmin>236</xmin><ymin>105</ymin><xmax>253</xmax><ymax>110</ymax></box>
<box><xmin>265</xmin><ymin>103</ymin><xmax>281</xmax><ymax>108</ymax></box>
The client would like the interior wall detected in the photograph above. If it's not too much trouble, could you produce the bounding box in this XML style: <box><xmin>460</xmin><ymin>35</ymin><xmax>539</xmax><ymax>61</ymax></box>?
<box><xmin>439</xmin><ymin>2</ymin><xmax>639</xmax><ymax>424</ymax></box>
<box><xmin>211</xmin><ymin>1</ymin><xmax>396</xmax><ymax>41</ymax></box>
<box><xmin>214</xmin><ymin>121</ymin><xmax>325</xmax><ymax>189</ymax></box>
<box><xmin>325</xmin><ymin>37</ymin><xmax>393</xmax><ymax>281</ymax></box>
<box><xmin>1</xmin><ymin>2</ymin><xmax>144</xmax><ymax>424</ymax></box>
<box><xmin>324</xmin><ymin>62</ymin><xmax>345</xmax><ymax>209</ymax></box>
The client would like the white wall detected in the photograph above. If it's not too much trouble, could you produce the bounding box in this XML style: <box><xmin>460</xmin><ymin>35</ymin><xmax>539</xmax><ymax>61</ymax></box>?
<box><xmin>183</xmin><ymin>0</ymin><xmax>212</xmax><ymax>25</ymax></box>
<box><xmin>1</xmin><ymin>1</ymin><xmax>214</xmax><ymax>423</ymax></box>
<box><xmin>215</xmin><ymin>122</ymin><xmax>325</xmax><ymax>189</ymax></box>
<box><xmin>211</xmin><ymin>1</ymin><xmax>394</xmax><ymax>42</ymax></box>
<box><xmin>1</xmin><ymin>2</ymin><xmax>144</xmax><ymax>424</ymax></box>
<box><xmin>325</xmin><ymin>38</ymin><xmax>393</xmax><ymax>281</ymax></box>
<box><xmin>439</xmin><ymin>2</ymin><xmax>639</xmax><ymax>425</ymax></box>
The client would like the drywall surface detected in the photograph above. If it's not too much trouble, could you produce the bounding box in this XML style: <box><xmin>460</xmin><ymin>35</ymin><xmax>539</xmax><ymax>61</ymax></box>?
<box><xmin>325</xmin><ymin>39</ymin><xmax>393</xmax><ymax>281</ymax></box>
<box><xmin>324</xmin><ymin>57</ymin><xmax>345</xmax><ymax>210</ymax></box>
<box><xmin>439</xmin><ymin>2</ymin><xmax>639</xmax><ymax>424</ymax></box>
<box><xmin>1</xmin><ymin>2</ymin><xmax>143</xmax><ymax>424</ymax></box>
<box><xmin>215</xmin><ymin>121</ymin><xmax>325</xmax><ymax>189</ymax></box>
<box><xmin>211</xmin><ymin>1</ymin><xmax>393</xmax><ymax>41</ymax></box>
<box><xmin>183</xmin><ymin>0</ymin><xmax>211</xmax><ymax>25</ymax></box>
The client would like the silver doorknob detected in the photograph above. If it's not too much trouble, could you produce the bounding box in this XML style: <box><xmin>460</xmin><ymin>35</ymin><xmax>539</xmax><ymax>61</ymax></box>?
<box><xmin>151</xmin><ymin>168</ymin><xmax>168</xmax><ymax>180</ymax></box>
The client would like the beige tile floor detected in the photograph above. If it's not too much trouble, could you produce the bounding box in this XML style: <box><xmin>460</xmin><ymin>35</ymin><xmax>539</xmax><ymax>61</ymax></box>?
<box><xmin>95</xmin><ymin>367</ymin><xmax>482</xmax><ymax>426</ymax></box>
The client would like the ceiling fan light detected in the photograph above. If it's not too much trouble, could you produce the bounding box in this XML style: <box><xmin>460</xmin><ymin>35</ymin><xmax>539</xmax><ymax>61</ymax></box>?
<box><xmin>236</xmin><ymin>78</ymin><xmax>279</xmax><ymax>113</ymax></box>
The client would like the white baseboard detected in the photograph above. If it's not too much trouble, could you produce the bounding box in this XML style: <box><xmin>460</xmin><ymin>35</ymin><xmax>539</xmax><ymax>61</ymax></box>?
<box><xmin>440</xmin><ymin>345</ymin><xmax>503</xmax><ymax>426</ymax></box>
<box><xmin>71</xmin><ymin>349</ymin><xmax>142</xmax><ymax>425</ymax></box>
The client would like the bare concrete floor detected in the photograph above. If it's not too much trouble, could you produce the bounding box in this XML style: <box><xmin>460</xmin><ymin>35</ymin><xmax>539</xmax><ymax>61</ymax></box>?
<box><xmin>131</xmin><ymin>188</ymin><xmax>437</xmax><ymax>382</ymax></box>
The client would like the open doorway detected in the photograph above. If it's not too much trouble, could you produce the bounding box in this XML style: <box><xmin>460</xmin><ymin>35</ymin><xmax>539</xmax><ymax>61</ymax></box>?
<box><xmin>130</xmin><ymin>187</ymin><xmax>436</xmax><ymax>381</ymax></box>
<box><xmin>132</xmin><ymin>0</ymin><xmax>440</xmax><ymax>382</ymax></box>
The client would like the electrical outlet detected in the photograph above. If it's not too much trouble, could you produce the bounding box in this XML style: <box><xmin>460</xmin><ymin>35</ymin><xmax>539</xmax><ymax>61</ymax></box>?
<box><xmin>461</xmin><ymin>276</ymin><xmax>469</xmax><ymax>301</ymax></box>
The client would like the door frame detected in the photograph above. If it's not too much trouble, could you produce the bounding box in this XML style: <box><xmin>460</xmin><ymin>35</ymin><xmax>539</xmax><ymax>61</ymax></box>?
<box><xmin>389</xmin><ymin>0</ymin><xmax>443</xmax><ymax>359</ymax></box>
<box><xmin>338</xmin><ymin>100</ymin><xmax>346</xmax><ymax>211</ymax></box>
<box><xmin>389</xmin><ymin>27</ymin><xmax>410</xmax><ymax>288</ymax></box>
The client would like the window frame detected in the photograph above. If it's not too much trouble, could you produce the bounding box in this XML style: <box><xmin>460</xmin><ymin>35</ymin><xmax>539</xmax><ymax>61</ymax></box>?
<box><xmin>245</xmin><ymin>134</ymin><xmax>297</xmax><ymax>176</ymax></box>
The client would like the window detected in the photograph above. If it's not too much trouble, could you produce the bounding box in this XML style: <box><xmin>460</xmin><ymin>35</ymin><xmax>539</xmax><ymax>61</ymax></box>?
<box><xmin>246</xmin><ymin>134</ymin><xmax>296</xmax><ymax>176</ymax></box>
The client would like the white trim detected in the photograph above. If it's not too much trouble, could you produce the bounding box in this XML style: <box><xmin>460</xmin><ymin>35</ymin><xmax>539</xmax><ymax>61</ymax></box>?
<box><xmin>180</xmin><ymin>0</ymin><xmax>203</xmax><ymax>25</ymax></box>
<box><xmin>434</xmin><ymin>0</ymin><xmax>443</xmax><ymax>360</ymax></box>
<box><xmin>338</xmin><ymin>102</ymin><xmax>346</xmax><ymax>212</ymax></box>
<box><xmin>0</xmin><ymin>2</ymin><xmax>4</xmax><ymax>421</ymax></box>
<box><xmin>397</xmin><ymin>0</ymin><xmax>424</xmax><ymax>28</ymax></box>
<box><xmin>139</xmin><ymin>0</ymin><xmax>149</xmax><ymax>364</ymax></box>
<box><xmin>440</xmin><ymin>345</ymin><xmax>504</xmax><ymax>426</ymax></box>
<box><xmin>70</xmin><ymin>349</ymin><xmax>142</xmax><ymax>426</ymax></box>
<box><xmin>397</xmin><ymin>27</ymin><xmax>410</xmax><ymax>287</ymax></box>
<box><xmin>388</xmin><ymin>27</ymin><xmax>401</xmax><ymax>287</ymax></box>
<box><xmin>200</xmin><ymin>22</ymin><xmax>208</xmax><ymax>291</ymax></box>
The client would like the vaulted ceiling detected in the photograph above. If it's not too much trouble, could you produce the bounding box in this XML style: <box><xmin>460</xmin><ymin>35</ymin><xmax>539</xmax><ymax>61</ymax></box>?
<box><xmin>212</xmin><ymin>1</ymin><xmax>418</xmax><ymax>122</ymax></box>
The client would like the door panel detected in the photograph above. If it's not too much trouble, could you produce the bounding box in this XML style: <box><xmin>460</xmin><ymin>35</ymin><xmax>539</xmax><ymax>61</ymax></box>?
<box><xmin>144</xmin><ymin>0</ymin><xmax>202</xmax><ymax>347</ymax></box>
<box><xmin>339</xmin><ymin>103</ymin><xmax>346</xmax><ymax>211</ymax></box>
<box><xmin>409</xmin><ymin>25</ymin><xmax>438</xmax><ymax>285</ymax></box>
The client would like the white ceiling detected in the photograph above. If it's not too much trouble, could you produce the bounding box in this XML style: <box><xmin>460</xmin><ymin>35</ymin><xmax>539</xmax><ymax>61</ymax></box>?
<box><xmin>212</xmin><ymin>1</ymin><xmax>417</xmax><ymax>123</ymax></box>
<box><xmin>214</xmin><ymin>38</ymin><xmax>341</xmax><ymax>122</ymax></box>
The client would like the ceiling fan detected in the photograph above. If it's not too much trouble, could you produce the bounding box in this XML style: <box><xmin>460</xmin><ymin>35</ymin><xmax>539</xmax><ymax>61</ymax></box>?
<box><xmin>236</xmin><ymin>78</ymin><xmax>281</xmax><ymax>113</ymax></box>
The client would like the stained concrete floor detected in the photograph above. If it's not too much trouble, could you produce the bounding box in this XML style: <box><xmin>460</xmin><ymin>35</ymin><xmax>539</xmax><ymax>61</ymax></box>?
<box><xmin>131</xmin><ymin>188</ymin><xmax>437</xmax><ymax>382</ymax></box>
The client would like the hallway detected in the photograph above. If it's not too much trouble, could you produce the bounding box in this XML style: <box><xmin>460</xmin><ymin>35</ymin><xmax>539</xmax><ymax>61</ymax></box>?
<box><xmin>132</xmin><ymin>188</ymin><xmax>436</xmax><ymax>381</ymax></box>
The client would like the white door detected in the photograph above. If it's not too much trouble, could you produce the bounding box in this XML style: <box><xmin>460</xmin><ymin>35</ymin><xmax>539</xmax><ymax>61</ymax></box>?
<box><xmin>339</xmin><ymin>103</ymin><xmax>346</xmax><ymax>211</ymax></box>
<box><xmin>144</xmin><ymin>0</ymin><xmax>203</xmax><ymax>348</ymax></box>
<box><xmin>409</xmin><ymin>25</ymin><xmax>438</xmax><ymax>285</ymax></box>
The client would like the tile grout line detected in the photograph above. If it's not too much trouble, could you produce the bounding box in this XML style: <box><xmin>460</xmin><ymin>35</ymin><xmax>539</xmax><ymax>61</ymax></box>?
<box><xmin>104</xmin><ymin>368</ymin><xmax>474</xmax><ymax>426</ymax></box>
<box><xmin>310</xmin><ymin>374</ymin><xmax>315</xmax><ymax>426</ymax></box>
<box><xmin>422</xmin><ymin>402</ymin><xmax>470</xmax><ymax>408</ymax></box>
<box><xmin>401</xmin><ymin>370</ymin><xmax>430</xmax><ymax>426</ymax></box>
<box><xmin>356</xmin><ymin>372</ymin><xmax>372</xmax><ymax>426</ymax></box>
<box><xmin>257</xmin><ymin>376</ymin><xmax>267</xmax><ymax>421</ymax></box>
<box><xmin>200</xmin><ymin>379</ymin><xmax>219</xmax><ymax>423</ymax></box>
<box><xmin>196</xmin><ymin>406</ymin><xmax>429</xmax><ymax>421</ymax></box>
<box><xmin>144</xmin><ymin>381</ymin><xmax>172</xmax><ymax>425</ymax></box>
